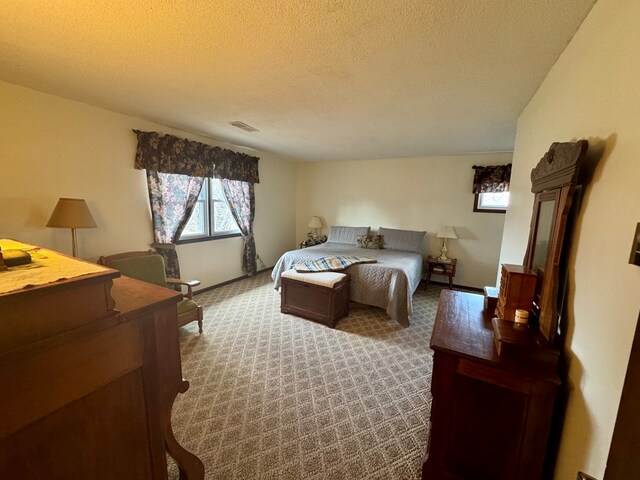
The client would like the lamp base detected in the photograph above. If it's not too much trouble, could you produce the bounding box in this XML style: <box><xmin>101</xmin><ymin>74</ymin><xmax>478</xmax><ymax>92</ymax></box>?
<box><xmin>438</xmin><ymin>238</ymin><xmax>449</xmax><ymax>262</ymax></box>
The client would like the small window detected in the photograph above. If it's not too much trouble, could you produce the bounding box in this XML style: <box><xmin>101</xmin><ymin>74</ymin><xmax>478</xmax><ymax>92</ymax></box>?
<box><xmin>474</xmin><ymin>192</ymin><xmax>509</xmax><ymax>213</ymax></box>
<box><xmin>179</xmin><ymin>179</ymin><xmax>241</xmax><ymax>243</ymax></box>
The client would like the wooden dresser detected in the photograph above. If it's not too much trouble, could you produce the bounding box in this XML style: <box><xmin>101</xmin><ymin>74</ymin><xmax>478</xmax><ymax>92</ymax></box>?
<box><xmin>0</xmin><ymin>252</ymin><xmax>203</xmax><ymax>479</ymax></box>
<box><xmin>422</xmin><ymin>290</ymin><xmax>560</xmax><ymax>480</ymax></box>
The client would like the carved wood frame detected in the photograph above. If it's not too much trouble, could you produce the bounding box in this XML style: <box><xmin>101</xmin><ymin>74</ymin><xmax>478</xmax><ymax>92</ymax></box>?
<box><xmin>523</xmin><ymin>140</ymin><xmax>588</xmax><ymax>343</ymax></box>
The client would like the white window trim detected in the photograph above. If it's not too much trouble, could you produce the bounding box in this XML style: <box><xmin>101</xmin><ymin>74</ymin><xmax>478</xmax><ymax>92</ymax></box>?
<box><xmin>178</xmin><ymin>178</ymin><xmax>241</xmax><ymax>243</ymax></box>
<box><xmin>473</xmin><ymin>192</ymin><xmax>509</xmax><ymax>213</ymax></box>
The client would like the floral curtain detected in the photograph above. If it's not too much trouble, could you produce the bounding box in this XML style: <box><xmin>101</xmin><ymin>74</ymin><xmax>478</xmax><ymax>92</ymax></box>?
<box><xmin>134</xmin><ymin>130</ymin><xmax>259</xmax><ymax>183</ymax></box>
<box><xmin>220</xmin><ymin>179</ymin><xmax>257</xmax><ymax>275</ymax></box>
<box><xmin>135</xmin><ymin>130</ymin><xmax>261</xmax><ymax>277</ymax></box>
<box><xmin>472</xmin><ymin>164</ymin><xmax>512</xmax><ymax>193</ymax></box>
<box><xmin>146</xmin><ymin>170</ymin><xmax>204</xmax><ymax>278</ymax></box>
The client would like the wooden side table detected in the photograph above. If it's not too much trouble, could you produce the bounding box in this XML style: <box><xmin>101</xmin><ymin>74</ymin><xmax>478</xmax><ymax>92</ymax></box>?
<box><xmin>424</xmin><ymin>256</ymin><xmax>457</xmax><ymax>290</ymax></box>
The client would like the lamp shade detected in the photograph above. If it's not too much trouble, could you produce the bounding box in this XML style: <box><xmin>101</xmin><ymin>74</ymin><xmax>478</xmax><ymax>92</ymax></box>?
<box><xmin>437</xmin><ymin>225</ymin><xmax>457</xmax><ymax>239</ymax></box>
<box><xmin>46</xmin><ymin>198</ymin><xmax>97</xmax><ymax>229</ymax></box>
<box><xmin>308</xmin><ymin>216</ymin><xmax>323</xmax><ymax>229</ymax></box>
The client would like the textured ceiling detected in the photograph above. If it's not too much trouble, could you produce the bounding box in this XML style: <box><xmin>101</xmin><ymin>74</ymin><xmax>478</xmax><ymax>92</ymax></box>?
<box><xmin>0</xmin><ymin>0</ymin><xmax>596</xmax><ymax>161</ymax></box>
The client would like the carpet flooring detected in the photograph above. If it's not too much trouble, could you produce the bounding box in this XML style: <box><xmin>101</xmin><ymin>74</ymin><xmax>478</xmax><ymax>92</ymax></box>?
<box><xmin>169</xmin><ymin>271</ymin><xmax>442</xmax><ymax>480</ymax></box>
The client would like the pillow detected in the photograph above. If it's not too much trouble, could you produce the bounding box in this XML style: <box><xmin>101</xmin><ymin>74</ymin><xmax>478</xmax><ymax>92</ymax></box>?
<box><xmin>356</xmin><ymin>234</ymin><xmax>383</xmax><ymax>249</ymax></box>
<box><xmin>326</xmin><ymin>226</ymin><xmax>370</xmax><ymax>245</ymax></box>
<box><xmin>378</xmin><ymin>227</ymin><xmax>426</xmax><ymax>253</ymax></box>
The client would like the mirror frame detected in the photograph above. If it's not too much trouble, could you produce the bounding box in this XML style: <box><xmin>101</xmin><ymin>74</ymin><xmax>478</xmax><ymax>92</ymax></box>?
<box><xmin>523</xmin><ymin>140</ymin><xmax>588</xmax><ymax>343</ymax></box>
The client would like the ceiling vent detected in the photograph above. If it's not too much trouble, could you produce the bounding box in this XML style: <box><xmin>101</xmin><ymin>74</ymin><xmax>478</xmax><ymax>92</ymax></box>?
<box><xmin>229</xmin><ymin>121</ymin><xmax>259</xmax><ymax>132</ymax></box>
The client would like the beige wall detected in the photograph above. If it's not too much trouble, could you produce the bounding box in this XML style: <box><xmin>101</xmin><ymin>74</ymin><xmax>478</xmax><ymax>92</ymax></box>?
<box><xmin>296</xmin><ymin>153</ymin><xmax>512</xmax><ymax>288</ymax></box>
<box><xmin>498</xmin><ymin>0</ymin><xmax>640</xmax><ymax>477</ymax></box>
<box><xmin>0</xmin><ymin>80</ymin><xmax>298</xmax><ymax>289</ymax></box>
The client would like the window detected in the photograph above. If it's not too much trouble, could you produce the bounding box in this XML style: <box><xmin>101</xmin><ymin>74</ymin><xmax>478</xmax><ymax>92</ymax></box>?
<box><xmin>179</xmin><ymin>178</ymin><xmax>241</xmax><ymax>242</ymax></box>
<box><xmin>474</xmin><ymin>191</ymin><xmax>509</xmax><ymax>213</ymax></box>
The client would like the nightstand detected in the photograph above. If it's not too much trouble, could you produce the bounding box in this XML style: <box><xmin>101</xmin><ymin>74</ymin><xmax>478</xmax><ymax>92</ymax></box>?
<box><xmin>424</xmin><ymin>256</ymin><xmax>457</xmax><ymax>290</ymax></box>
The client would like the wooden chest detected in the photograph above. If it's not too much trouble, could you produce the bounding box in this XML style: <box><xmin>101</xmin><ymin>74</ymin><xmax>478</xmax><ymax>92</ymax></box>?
<box><xmin>497</xmin><ymin>264</ymin><xmax>537</xmax><ymax>321</ymax></box>
<box><xmin>280</xmin><ymin>270</ymin><xmax>350</xmax><ymax>328</ymax></box>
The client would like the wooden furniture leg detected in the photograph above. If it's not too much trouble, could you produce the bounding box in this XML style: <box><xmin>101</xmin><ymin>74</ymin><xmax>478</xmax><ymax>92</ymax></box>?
<box><xmin>141</xmin><ymin>303</ymin><xmax>205</xmax><ymax>479</ymax></box>
<box><xmin>424</xmin><ymin>272</ymin><xmax>432</xmax><ymax>290</ymax></box>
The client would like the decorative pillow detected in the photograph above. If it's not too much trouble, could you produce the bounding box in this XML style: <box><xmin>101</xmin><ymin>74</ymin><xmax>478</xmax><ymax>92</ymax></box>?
<box><xmin>326</xmin><ymin>226</ymin><xmax>370</xmax><ymax>245</ymax></box>
<box><xmin>378</xmin><ymin>227</ymin><xmax>426</xmax><ymax>253</ymax></box>
<box><xmin>356</xmin><ymin>234</ymin><xmax>383</xmax><ymax>249</ymax></box>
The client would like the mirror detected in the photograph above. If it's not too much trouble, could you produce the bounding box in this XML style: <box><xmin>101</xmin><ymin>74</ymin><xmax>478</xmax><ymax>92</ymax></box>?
<box><xmin>526</xmin><ymin>191</ymin><xmax>560</xmax><ymax>329</ymax></box>
<box><xmin>524</xmin><ymin>141</ymin><xmax>588</xmax><ymax>343</ymax></box>
<box><xmin>532</xmin><ymin>199</ymin><xmax>556</xmax><ymax>273</ymax></box>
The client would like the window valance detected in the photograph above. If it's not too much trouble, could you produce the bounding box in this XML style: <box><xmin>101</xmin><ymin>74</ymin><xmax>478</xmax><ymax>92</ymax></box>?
<box><xmin>472</xmin><ymin>164</ymin><xmax>512</xmax><ymax>193</ymax></box>
<box><xmin>133</xmin><ymin>130</ymin><xmax>260</xmax><ymax>184</ymax></box>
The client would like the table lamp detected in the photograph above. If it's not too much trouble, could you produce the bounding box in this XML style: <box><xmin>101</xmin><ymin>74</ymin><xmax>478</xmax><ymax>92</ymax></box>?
<box><xmin>46</xmin><ymin>198</ymin><xmax>97</xmax><ymax>257</ymax></box>
<box><xmin>308</xmin><ymin>216</ymin><xmax>323</xmax><ymax>238</ymax></box>
<box><xmin>437</xmin><ymin>225</ymin><xmax>457</xmax><ymax>262</ymax></box>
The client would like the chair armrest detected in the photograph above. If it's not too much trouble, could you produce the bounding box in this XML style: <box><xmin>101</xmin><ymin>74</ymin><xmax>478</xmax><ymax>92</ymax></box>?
<box><xmin>167</xmin><ymin>278</ymin><xmax>201</xmax><ymax>287</ymax></box>
<box><xmin>167</xmin><ymin>278</ymin><xmax>201</xmax><ymax>299</ymax></box>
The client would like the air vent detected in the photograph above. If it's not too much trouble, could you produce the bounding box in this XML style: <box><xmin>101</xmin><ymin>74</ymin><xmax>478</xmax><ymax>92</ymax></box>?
<box><xmin>229</xmin><ymin>121</ymin><xmax>259</xmax><ymax>132</ymax></box>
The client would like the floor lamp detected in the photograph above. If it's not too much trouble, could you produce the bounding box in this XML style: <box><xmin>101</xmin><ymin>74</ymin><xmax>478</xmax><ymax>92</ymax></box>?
<box><xmin>46</xmin><ymin>198</ymin><xmax>97</xmax><ymax>257</ymax></box>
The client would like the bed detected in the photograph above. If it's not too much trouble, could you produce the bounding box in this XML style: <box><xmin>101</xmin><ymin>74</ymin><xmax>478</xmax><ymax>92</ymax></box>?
<box><xmin>272</xmin><ymin>230</ymin><xmax>424</xmax><ymax>326</ymax></box>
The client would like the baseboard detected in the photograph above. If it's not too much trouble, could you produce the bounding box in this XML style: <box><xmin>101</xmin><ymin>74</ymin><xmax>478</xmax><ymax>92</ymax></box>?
<box><xmin>194</xmin><ymin>267</ymin><xmax>273</xmax><ymax>295</ymax></box>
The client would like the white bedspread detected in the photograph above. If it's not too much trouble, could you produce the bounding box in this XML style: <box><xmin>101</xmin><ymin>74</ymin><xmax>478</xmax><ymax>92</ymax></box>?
<box><xmin>272</xmin><ymin>243</ymin><xmax>423</xmax><ymax>326</ymax></box>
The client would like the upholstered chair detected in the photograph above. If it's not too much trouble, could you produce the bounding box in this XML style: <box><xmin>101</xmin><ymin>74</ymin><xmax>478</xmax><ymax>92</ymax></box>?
<box><xmin>98</xmin><ymin>251</ymin><xmax>203</xmax><ymax>333</ymax></box>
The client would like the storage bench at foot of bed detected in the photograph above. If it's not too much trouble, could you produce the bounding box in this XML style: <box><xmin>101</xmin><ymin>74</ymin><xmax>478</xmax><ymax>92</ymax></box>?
<box><xmin>280</xmin><ymin>269</ymin><xmax>350</xmax><ymax>328</ymax></box>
